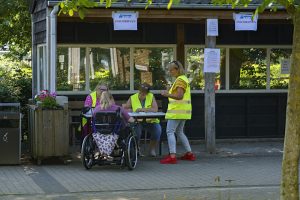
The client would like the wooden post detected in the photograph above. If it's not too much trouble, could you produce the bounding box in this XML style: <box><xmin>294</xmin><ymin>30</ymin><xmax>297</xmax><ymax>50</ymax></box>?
<box><xmin>176</xmin><ymin>24</ymin><xmax>185</xmax><ymax>64</ymax></box>
<box><xmin>204</xmin><ymin>19</ymin><xmax>216</xmax><ymax>154</ymax></box>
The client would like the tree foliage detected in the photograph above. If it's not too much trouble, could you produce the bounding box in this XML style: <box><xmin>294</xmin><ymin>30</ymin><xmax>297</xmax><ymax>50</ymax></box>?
<box><xmin>0</xmin><ymin>0</ymin><xmax>31</xmax><ymax>60</ymax></box>
<box><xmin>0</xmin><ymin>56</ymin><xmax>32</xmax><ymax>104</ymax></box>
<box><xmin>212</xmin><ymin>0</ymin><xmax>299</xmax><ymax>16</ymax></box>
<box><xmin>58</xmin><ymin>0</ymin><xmax>181</xmax><ymax>19</ymax></box>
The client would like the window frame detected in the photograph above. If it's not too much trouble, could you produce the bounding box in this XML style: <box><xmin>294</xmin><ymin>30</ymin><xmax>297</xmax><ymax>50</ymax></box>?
<box><xmin>185</xmin><ymin>45</ymin><xmax>292</xmax><ymax>94</ymax></box>
<box><xmin>55</xmin><ymin>44</ymin><xmax>292</xmax><ymax>95</ymax></box>
<box><xmin>56</xmin><ymin>44</ymin><xmax>176</xmax><ymax>95</ymax></box>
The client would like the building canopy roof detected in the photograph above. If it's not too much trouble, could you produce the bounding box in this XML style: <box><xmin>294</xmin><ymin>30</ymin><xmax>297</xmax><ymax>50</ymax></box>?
<box><xmin>47</xmin><ymin>0</ymin><xmax>266</xmax><ymax>9</ymax></box>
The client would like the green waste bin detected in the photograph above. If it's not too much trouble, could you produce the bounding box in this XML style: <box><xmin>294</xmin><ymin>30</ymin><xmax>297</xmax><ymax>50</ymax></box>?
<box><xmin>0</xmin><ymin>103</ymin><xmax>21</xmax><ymax>165</ymax></box>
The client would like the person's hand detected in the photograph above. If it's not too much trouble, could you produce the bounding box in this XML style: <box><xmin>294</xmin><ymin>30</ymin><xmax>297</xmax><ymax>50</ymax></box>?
<box><xmin>161</xmin><ymin>90</ymin><xmax>169</xmax><ymax>97</ymax></box>
<box><xmin>128</xmin><ymin>117</ymin><xmax>135</xmax><ymax>123</ymax></box>
<box><xmin>136</xmin><ymin>108</ymin><xmax>145</xmax><ymax>112</ymax></box>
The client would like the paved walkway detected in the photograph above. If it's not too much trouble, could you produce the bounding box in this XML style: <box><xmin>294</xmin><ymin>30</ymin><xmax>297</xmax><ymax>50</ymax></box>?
<box><xmin>0</xmin><ymin>140</ymin><xmax>287</xmax><ymax>200</ymax></box>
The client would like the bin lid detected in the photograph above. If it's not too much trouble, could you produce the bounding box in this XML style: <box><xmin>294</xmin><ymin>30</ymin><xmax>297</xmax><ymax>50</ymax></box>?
<box><xmin>0</xmin><ymin>103</ymin><xmax>20</xmax><ymax>113</ymax></box>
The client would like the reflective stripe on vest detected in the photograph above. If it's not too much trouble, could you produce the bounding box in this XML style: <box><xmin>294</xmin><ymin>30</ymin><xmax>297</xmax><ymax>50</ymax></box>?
<box><xmin>165</xmin><ymin>75</ymin><xmax>192</xmax><ymax>120</ymax></box>
<box><xmin>82</xmin><ymin>91</ymin><xmax>97</xmax><ymax>127</ymax></box>
<box><xmin>130</xmin><ymin>93</ymin><xmax>160</xmax><ymax>123</ymax></box>
<box><xmin>169</xmin><ymin>100</ymin><xmax>191</xmax><ymax>104</ymax></box>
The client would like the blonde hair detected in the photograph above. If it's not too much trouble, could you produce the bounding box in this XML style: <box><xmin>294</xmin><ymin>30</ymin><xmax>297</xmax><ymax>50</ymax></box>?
<box><xmin>168</xmin><ymin>60</ymin><xmax>185</xmax><ymax>76</ymax></box>
<box><xmin>100</xmin><ymin>91</ymin><xmax>113</xmax><ymax>110</ymax></box>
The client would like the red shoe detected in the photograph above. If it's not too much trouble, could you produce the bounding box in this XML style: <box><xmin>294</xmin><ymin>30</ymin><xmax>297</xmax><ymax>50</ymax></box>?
<box><xmin>160</xmin><ymin>155</ymin><xmax>177</xmax><ymax>164</ymax></box>
<box><xmin>181</xmin><ymin>152</ymin><xmax>196</xmax><ymax>161</ymax></box>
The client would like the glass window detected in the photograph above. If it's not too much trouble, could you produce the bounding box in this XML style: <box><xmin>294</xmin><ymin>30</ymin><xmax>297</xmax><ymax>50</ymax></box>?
<box><xmin>89</xmin><ymin>47</ymin><xmax>130</xmax><ymax>90</ymax></box>
<box><xmin>37</xmin><ymin>46</ymin><xmax>46</xmax><ymax>91</ymax></box>
<box><xmin>57</xmin><ymin>47</ymin><xmax>86</xmax><ymax>91</ymax></box>
<box><xmin>229</xmin><ymin>48</ymin><xmax>267</xmax><ymax>89</ymax></box>
<box><xmin>186</xmin><ymin>48</ymin><xmax>204</xmax><ymax>90</ymax></box>
<box><xmin>133</xmin><ymin>47</ymin><xmax>174</xmax><ymax>90</ymax></box>
<box><xmin>186</xmin><ymin>47</ymin><xmax>226</xmax><ymax>90</ymax></box>
<box><xmin>270</xmin><ymin>49</ymin><xmax>291</xmax><ymax>89</ymax></box>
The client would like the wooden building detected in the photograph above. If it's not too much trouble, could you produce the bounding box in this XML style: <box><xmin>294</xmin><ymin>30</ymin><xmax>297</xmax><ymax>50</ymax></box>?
<box><xmin>30</xmin><ymin>0</ymin><xmax>293</xmax><ymax>140</ymax></box>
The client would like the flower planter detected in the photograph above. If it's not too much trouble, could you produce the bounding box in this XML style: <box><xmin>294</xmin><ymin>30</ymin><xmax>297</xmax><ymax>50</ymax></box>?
<box><xmin>29</xmin><ymin>104</ymin><xmax>69</xmax><ymax>164</ymax></box>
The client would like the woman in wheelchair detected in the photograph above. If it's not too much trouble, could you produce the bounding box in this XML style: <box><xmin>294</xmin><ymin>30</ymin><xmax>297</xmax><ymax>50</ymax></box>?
<box><xmin>81</xmin><ymin>91</ymin><xmax>138</xmax><ymax>170</ymax></box>
<box><xmin>93</xmin><ymin>91</ymin><xmax>135</xmax><ymax>125</ymax></box>
<box><xmin>81</xmin><ymin>83</ymin><xmax>115</xmax><ymax>139</ymax></box>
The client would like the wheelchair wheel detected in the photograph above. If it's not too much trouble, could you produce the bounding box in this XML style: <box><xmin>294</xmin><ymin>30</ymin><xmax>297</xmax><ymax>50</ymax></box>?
<box><xmin>125</xmin><ymin>135</ymin><xmax>138</xmax><ymax>170</ymax></box>
<box><xmin>81</xmin><ymin>134</ymin><xmax>95</xmax><ymax>169</ymax></box>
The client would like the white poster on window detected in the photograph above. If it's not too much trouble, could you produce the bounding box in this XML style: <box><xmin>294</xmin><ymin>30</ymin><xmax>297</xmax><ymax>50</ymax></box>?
<box><xmin>281</xmin><ymin>59</ymin><xmax>290</xmax><ymax>74</ymax></box>
<box><xmin>204</xmin><ymin>48</ymin><xmax>220</xmax><ymax>73</ymax></box>
<box><xmin>207</xmin><ymin>19</ymin><xmax>218</xmax><ymax>36</ymax></box>
<box><xmin>112</xmin><ymin>12</ymin><xmax>138</xmax><ymax>31</ymax></box>
<box><xmin>233</xmin><ymin>13</ymin><xmax>258</xmax><ymax>31</ymax></box>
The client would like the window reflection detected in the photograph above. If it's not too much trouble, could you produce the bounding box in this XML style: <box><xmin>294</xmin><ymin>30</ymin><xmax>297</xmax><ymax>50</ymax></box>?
<box><xmin>89</xmin><ymin>48</ymin><xmax>130</xmax><ymax>90</ymax></box>
<box><xmin>38</xmin><ymin>46</ymin><xmax>46</xmax><ymax>91</ymax></box>
<box><xmin>229</xmin><ymin>48</ymin><xmax>267</xmax><ymax>89</ymax></box>
<box><xmin>57</xmin><ymin>47</ymin><xmax>86</xmax><ymax>91</ymax></box>
<box><xmin>186</xmin><ymin>47</ymin><xmax>226</xmax><ymax>90</ymax></box>
<box><xmin>55</xmin><ymin>46</ymin><xmax>291</xmax><ymax>92</ymax></box>
<box><xmin>270</xmin><ymin>49</ymin><xmax>291</xmax><ymax>89</ymax></box>
<box><xmin>134</xmin><ymin>47</ymin><xmax>174</xmax><ymax>90</ymax></box>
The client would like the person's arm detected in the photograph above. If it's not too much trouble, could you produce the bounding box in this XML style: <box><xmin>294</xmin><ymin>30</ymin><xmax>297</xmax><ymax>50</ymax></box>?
<box><xmin>120</xmin><ymin>107</ymin><xmax>135</xmax><ymax>123</ymax></box>
<box><xmin>84</xmin><ymin>95</ymin><xmax>92</xmax><ymax>107</ymax></box>
<box><xmin>161</xmin><ymin>87</ymin><xmax>184</xmax><ymax>100</ymax></box>
<box><xmin>122</xmin><ymin>98</ymin><xmax>133</xmax><ymax>112</ymax></box>
<box><xmin>161</xmin><ymin>79</ymin><xmax>186</xmax><ymax>100</ymax></box>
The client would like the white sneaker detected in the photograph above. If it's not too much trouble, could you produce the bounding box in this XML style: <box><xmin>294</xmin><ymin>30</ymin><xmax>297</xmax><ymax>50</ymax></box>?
<box><xmin>138</xmin><ymin>147</ymin><xmax>144</xmax><ymax>157</ymax></box>
<box><xmin>149</xmin><ymin>149</ymin><xmax>156</xmax><ymax>157</ymax></box>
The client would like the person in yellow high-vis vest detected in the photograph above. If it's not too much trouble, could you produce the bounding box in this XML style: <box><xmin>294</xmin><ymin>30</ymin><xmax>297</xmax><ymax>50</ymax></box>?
<box><xmin>81</xmin><ymin>83</ymin><xmax>114</xmax><ymax>139</ymax></box>
<box><xmin>123</xmin><ymin>83</ymin><xmax>162</xmax><ymax>157</ymax></box>
<box><xmin>160</xmin><ymin>61</ymin><xmax>196</xmax><ymax>164</ymax></box>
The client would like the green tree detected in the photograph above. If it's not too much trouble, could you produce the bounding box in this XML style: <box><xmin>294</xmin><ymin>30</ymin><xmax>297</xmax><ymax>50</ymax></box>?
<box><xmin>0</xmin><ymin>0</ymin><xmax>31</xmax><ymax>60</ymax></box>
<box><xmin>0</xmin><ymin>56</ymin><xmax>32</xmax><ymax>138</ymax></box>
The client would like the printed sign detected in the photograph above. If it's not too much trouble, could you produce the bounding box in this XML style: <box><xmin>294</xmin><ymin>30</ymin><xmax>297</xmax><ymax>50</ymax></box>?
<box><xmin>207</xmin><ymin>19</ymin><xmax>218</xmax><ymax>36</ymax></box>
<box><xmin>59</xmin><ymin>55</ymin><xmax>64</xmax><ymax>63</ymax></box>
<box><xmin>135</xmin><ymin>64</ymin><xmax>148</xmax><ymax>71</ymax></box>
<box><xmin>233</xmin><ymin>13</ymin><xmax>258</xmax><ymax>31</ymax></box>
<box><xmin>281</xmin><ymin>59</ymin><xmax>290</xmax><ymax>74</ymax></box>
<box><xmin>112</xmin><ymin>12</ymin><xmax>138</xmax><ymax>31</ymax></box>
<box><xmin>204</xmin><ymin>48</ymin><xmax>220</xmax><ymax>73</ymax></box>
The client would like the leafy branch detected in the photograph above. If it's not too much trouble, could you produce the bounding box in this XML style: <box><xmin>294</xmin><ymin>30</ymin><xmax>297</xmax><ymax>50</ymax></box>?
<box><xmin>58</xmin><ymin>0</ymin><xmax>180</xmax><ymax>19</ymax></box>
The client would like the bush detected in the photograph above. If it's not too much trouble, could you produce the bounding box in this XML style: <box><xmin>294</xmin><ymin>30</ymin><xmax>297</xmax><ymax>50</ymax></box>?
<box><xmin>0</xmin><ymin>56</ymin><xmax>32</xmax><ymax>138</ymax></box>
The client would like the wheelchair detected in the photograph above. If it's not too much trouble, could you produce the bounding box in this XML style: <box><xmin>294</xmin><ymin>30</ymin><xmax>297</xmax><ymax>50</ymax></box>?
<box><xmin>80</xmin><ymin>107</ymin><xmax>138</xmax><ymax>170</ymax></box>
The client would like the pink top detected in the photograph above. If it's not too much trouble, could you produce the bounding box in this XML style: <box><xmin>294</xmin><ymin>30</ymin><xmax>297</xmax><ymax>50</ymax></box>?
<box><xmin>84</xmin><ymin>95</ymin><xmax>100</xmax><ymax>107</ymax></box>
<box><xmin>93</xmin><ymin>104</ymin><xmax>131</xmax><ymax>122</ymax></box>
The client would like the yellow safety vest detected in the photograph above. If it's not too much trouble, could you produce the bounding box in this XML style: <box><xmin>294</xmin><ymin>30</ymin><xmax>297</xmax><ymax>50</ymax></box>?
<box><xmin>130</xmin><ymin>93</ymin><xmax>160</xmax><ymax>123</ymax></box>
<box><xmin>165</xmin><ymin>75</ymin><xmax>192</xmax><ymax>120</ymax></box>
<box><xmin>90</xmin><ymin>91</ymin><xmax>97</xmax><ymax>108</ymax></box>
<box><xmin>82</xmin><ymin>91</ymin><xmax>97</xmax><ymax>127</ymax></box>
